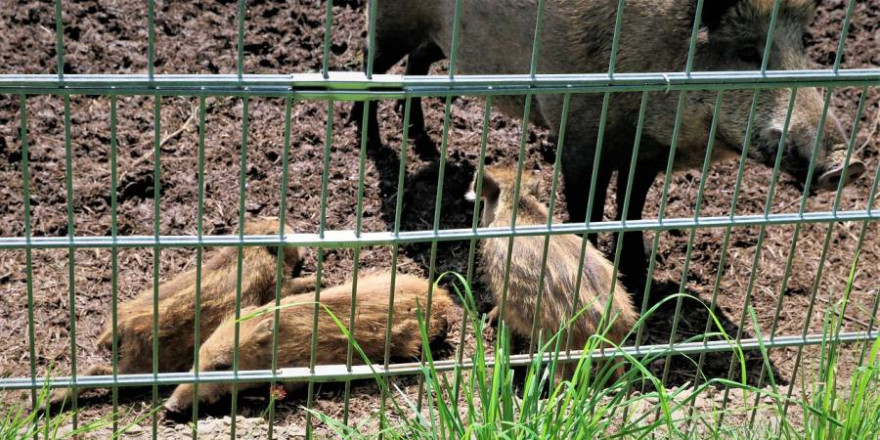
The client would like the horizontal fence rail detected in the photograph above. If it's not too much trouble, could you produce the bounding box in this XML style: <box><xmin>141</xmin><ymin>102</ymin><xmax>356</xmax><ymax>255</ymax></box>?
<box><xmin>0</xmin><ymin>70</ymin><xmax>878</xmax><ymax>97</ymax></box>
<box><xmin>1</xmin><ymin>209</ymin><xmax>878</xmax><ymax>250</ymax></box>
<box><xmin>2</xmin><ymin>330</ymin><xmax>875</xmax><ymax>391</ymax></box>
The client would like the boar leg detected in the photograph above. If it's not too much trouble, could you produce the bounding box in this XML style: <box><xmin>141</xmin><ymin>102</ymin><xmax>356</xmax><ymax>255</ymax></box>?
<box><xmin>351</xmin><ymin>41</ymin><xmax>417</xmax><ymax>149</ymax></box>
<box><xmin>612</xmin><ymin>162</ymin><xmax>658</xmax><ymax>293</ymax></box>
<box><xmin>561</xmin><ymin>149</ymin><xmax>613</xmax><ymax>246</ymax></box>
<box><xmin>398</xmin><ymin>41</ymin><xmax>445</xmax><ymax>159</ymax></box>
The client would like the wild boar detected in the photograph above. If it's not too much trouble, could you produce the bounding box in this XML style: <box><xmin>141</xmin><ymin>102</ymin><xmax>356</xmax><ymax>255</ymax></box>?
<box><xmin>44</xmin><ymin>217</ymin><xmax>316</xmax><ymax>410</ymax></box>
<box><xmin>359</xmin><ymin>0</ymin><xmax>866</xmax><ymax>286</ymax></box>
<box><xmin>163</xmin><ymin>273</ymin><xmax>456</xmax><ymax>413</ymax></box>
<box><xmin>467</xmin><ymin>165</ymin><xmax>638</xmax><ymax>378</ymax></box>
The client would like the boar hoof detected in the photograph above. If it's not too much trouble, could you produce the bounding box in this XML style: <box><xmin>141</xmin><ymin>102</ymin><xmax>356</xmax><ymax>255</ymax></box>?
<box><xmin>816</xmin><ymin>160</ymin><xmax>866</xmax><ymax>191</ymax></box>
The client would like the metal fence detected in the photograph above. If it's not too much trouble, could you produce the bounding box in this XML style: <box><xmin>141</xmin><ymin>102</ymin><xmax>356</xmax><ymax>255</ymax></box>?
<box><xmin>0</xmin><ymin>0</ymin><xmax>878</xmax><ymax>438</ymax></box>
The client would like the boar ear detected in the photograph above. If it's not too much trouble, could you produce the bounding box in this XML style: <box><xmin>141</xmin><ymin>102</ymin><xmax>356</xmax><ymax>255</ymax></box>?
<box><xmin>700</xmin><ymin>0</ymin><xmax>738</xmax><ymax>29</ymax></box>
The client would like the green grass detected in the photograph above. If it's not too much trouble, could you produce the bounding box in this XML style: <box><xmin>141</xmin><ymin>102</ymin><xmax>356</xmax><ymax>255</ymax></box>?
<box><xmin>5</xmin><ymin>262</ymin><xmax>877</xmax><ymax>439</ymax></box>
<box><xmin>304</xmin><ymin>268</ymin><xmax>879</xmax><ymax>440</ymax></box>
<box><xmin>0</xmin><ymin>373</ymin><xmax>154</xmax><ymax>440</ymax></box>
<box><xmin>0</xmin><ymin>384</ymin><xmax>108</xmax><ymax>440</ymax></box>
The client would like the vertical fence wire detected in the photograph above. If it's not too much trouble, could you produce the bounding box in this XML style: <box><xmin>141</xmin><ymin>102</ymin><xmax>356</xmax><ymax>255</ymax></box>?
<box><xmin>773</xmin><ymin>89</ymin><xmax>838</xmax><ymax>421</ymax></box>
<box><xmin>784</xmin><ymin>0</ymin><xmax>858</xmax><ymax>389</ymax></box>
<box><xmin>52</xmin><ymin>0</ymin><xmax>78</xmax><ymax>429</ymax></box>
<box><xmin>365</xmin><ymin>0</ymin><xmax>378</xmax><ymax>79</ymax></box>
<box><xmin>191</xmin><ymin>95</ymin><xmax>207</xmax><ymax>437</ymax></box>
<box><xmin>315</xmin><ymin>5</ymin><xmax>334</xmax><ymax>431</ymax></box>
<box><xmin>620</xmin><ymin>6</ymin><xmax>708</xmax><ymax>417</ymax></box>
<box><xmin>831</xmin><ymin>87</ymin><xmax>870</xmax><ymax>213</ymax></box>
<box><xmin>620</xmin><ymin>91</ymin><xmax>687</xmax><ymax>424</ymax></box>
<box><xmin>664</xmin><ymin>0</ymin><xmax>778</xmax><ymax>391</ymax></box>
<box><xmin>495</xmin><ymin>88</ymin><xmax>533</xmax><ymax>355</ymax></box>
<box><xmin>686</xmin><ymin>0</ymin><xmax>785</xmax><ymax>426</ymax></box>
<box><xmin>108</xmin><ymin>95</ymin><xmax>120</xmax><ymax>434</ymax></box>
<box><xmin>457</xmin><ymin>95</ymin><xmax>493</xmax><ymax>403</ymax></box>
<box><xmin>725</xmin><ymin>87</ymin><xmax>796</xmax><ymax>427</ymax></box>
<box><xmin>527</xmin><ymin>92</ymin><xmax>571</xmax><ymax>358</ymax></box>
<box><xmin>54</xmin><ymin>0</ymin><xmax>64</xmax><ymax>79</ymax></box>
<box><xmin>237</xmin><ymin>0</ymin><xmax>246</xmax><ymax>80</ymax></box>
<box><xmin>305</xmin><ymin>99</ymin><xmax>334</xmax><ymax>438</ymax></box>
<box><xmin>379</xmin><ymin>96</ymin><xmax>412</xmax><ymax>435</ymax></box>
<box><xmin>601</xmin><ymin>89</ymin><xmax>649</xmax><ymax>349</ymax></box>
<box><xmin>520</xmin><ymin>0</ymin><xmax>555</xmax><ymax>365</ymax></box>
<box><xmin>146</xmin><ymin>2</ymin><xmax>159</xmax><ymax>437</ymax></box>
<box><xmin>18</xmin><ymin>96</ymin><xmax>37</xmax><ymax>411</ymax></box>
<box><xmin>779</xmin><ymin>99</ymin><xmax>864</xmax><ymax>425</ymax></box>
<box><xmin>690</xmin><ymin>9</ymin><xmax>787</xmax><ymax>392</ymax></box>
<box><xmin>63</xmin><ymin>93</ymin><xmax>78</xmax><ymax>430</ymax></box>
<box><xmin>717</xmin><ymin>0</ymin><xmax>859</xmax><ymax>423</ymax></box>
<box><xmin>856</xmin><ymin>147</ymin><xmax>880</xmax><ymax>366</ymax></box>
<box><xmin>447</xmin><ymin>0</ymin><xmax>463</xmax><ymax>79</ymax></box>
<box><xmin>322</xmin><ymin>0</ymin><xmax>333</xmax><ymax>78</ymax></box>
<box><xmin>342</xmin><ymin>77</ymin><xmax>372</xmax><ymax>426</ymax></box>
<box><xmin>150</xmin><ymin>95</ymin><xmax>161</xmax><ymax>440</ymax></box>
<box><xmin>568</xmin><ymin>0</ymin><xmax>627</xmax><ymax>359</ymax></box>
<box><xmin>747</xmin><ymin>84</ymin><xmax>869</xmax><ymax>428</ymax></box>
<box><xmin>267</xmin><ymin>95</ymin><xmax>294</xmax><ymax>440</ymax></box>
<box><xmin>147</xmin><ymin>0</ymin><xmax>155</xmax><ymax>80</ymax></box>
<box><xmin>493</xmin><ymin>0</ymin><xmax>546</xmax><ymax>372</ymax></box>
<box><xmin>661</xmin><ymin>90</ymin><xmax>727</xmax><ymax>383</ymax></box>
<box><xmin>413</xmin><ymin>0</ymin><xmax>465</xmax><ymax>411</ymax></box>
<box><xmin>760</xmin><ymin>0</ymin><xmax>783</xmax><ymax>75</ymax></box>
<box><xmin>229</xmin><ymin>96</ymin><xmax>250</xmax><ymax>438</ymax></box>
<box><xmin>415</xmin><ymin>92</ymin><xmax>454</xmax><ymax>412</ymax></box>
<box><xmin>809</xmin><ymin>88</ymin><xmax>867</xmax><ymax>413</ymax></box>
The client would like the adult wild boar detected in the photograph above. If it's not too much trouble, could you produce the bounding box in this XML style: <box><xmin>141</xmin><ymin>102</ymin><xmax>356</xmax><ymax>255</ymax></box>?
<box><xmin>358</xmin><ymin>0</ymin><xmax>865</xmax><ymax>287</ymax></box>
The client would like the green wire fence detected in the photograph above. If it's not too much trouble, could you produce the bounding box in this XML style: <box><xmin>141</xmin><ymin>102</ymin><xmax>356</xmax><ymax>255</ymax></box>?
<box><xmin>1</xmin><ymin>0</ymin><xmax>879</xmax><ymax>438</ymax></box>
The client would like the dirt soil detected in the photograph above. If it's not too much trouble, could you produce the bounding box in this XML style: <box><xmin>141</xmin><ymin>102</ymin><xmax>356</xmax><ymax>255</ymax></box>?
<box><xmin>0</xmin><ymin>0</ymin><xmax>878</xmax><ymax>438</ymax></box>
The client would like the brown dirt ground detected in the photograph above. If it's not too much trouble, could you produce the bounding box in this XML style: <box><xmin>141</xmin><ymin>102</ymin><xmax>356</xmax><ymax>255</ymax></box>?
<box><xmin>0</xmin><ymin>0</ymin><xmax>878</xmax><ymax>438</ymax></box>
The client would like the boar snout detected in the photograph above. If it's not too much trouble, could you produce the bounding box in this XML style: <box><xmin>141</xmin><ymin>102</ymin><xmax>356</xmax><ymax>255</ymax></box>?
<box><xmin>815</xmin><ymin>148</ymin><xmax>866</xmax><ymax>191</ymax></box>
<box><xmin>763</xmin><ymin>123</ymin><xmax>865</xmax><ymax>192</ymax></box>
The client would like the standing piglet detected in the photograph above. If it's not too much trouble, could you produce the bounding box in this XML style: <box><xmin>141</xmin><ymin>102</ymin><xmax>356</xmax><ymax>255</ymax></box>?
<box><xmin>467</xmin><ymin>165</ymin><xmax>638</xmax><ymax>377</ymax></box>
<box><xmin>164</xmin><ymin>273</ymin><xmax>456</xmax><ymax>413</ymax></box>
<box><xmin>45</xmin><ymin>217</ymin><xmax>316</xmax><ymax>409</ymax></box>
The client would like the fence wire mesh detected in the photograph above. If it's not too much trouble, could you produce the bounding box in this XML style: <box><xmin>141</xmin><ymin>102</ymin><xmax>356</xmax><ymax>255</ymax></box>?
<box><xmin>0</xmin><ymin>0</ymin><xmax>878</xmax><ymax>438</ymax></box>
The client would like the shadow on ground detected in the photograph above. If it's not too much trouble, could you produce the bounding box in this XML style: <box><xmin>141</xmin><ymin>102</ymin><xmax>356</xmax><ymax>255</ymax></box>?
<box><xmin>365</xmin><ymin>134</ymin><xmax>785</xmax><ymax>393</ymax></box>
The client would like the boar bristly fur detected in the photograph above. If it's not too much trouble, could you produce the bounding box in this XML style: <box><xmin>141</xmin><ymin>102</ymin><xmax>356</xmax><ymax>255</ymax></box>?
<box><xmin>44</xmin><ymin>217</ymin><xmax>316</xmax><ymax>410</ymax></box>
<box><xmin>164</xmin><ymin>273</ymin><xmax>456</xmax><ymax>413</ymax></box>
<box><xmin>468</xmin><ymin>165</ymin><xmax>638</xmax><ymax>378</ymax></box>
<box><xmin>363</xmin><ymin>0</ymin><xmax>864</xmax><ymax>288</ymax></box>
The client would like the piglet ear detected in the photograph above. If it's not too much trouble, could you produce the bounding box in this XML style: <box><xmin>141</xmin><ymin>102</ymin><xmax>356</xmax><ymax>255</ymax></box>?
<box><xmin>254</xmin><ymin>318</ymin><xmax>278</xmax><ymax>348</ymax></box>
<box><xmin>466</xmin><ymin>168</ymin><xmax>499</xmax><ymax>202</ymax></box>
<box><xmin>700</xmin><ymin>0</ymin><xmax>738</xmax><ymax>29</ymax></box>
